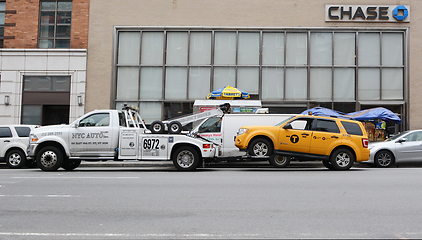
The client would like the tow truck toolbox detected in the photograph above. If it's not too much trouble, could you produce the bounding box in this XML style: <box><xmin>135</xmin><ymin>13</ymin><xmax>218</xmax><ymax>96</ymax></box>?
<box><xmin>27</xmin><ymin>104</ymin><xmax>222</xmax><ymax>171</ymax></box>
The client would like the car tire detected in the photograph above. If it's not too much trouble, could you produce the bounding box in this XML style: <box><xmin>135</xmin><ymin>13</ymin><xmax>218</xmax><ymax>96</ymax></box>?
<box><xmin>173</xmin><ymin>146</ymin><xmax>199</xmax><ymax>171</ymax></box>
<box><xmin>168</xmin><ymin>121</ymin><xmax>182</xmax><ymax>134</ymax></box>
<box><xmin>374</xmin><ymin>150</ymin><xmax>394</xmax><ymax>168</ymax></box>
<box><xmin>62</xmin><ymin>159</ymin><xmax>82</xmax><ymax>171</ymax></box>
<box><xmin>329</xmin><ymin>148</ymin><xmax>355</xmax><ymax>171</ymax></box>
<box><xmin>322</xmin><ymin>159</ymin><xmax>334</xmax><ymax>170</ymax></box>
<box><xmin>150</xmin><ymin>121</ymin><xmax>165</xmax><ymax>134</ymax></box>
<box><xmin>248</xmin><ymin>138</ymin><xmax>273</xmax><ymax>157</ymax></box>
<box><xmin>269</xmin><ymin>154</ymin><xmax>290</xmax><ymax>168</ymax></box>
<box><xmin>5</xmin><ymin>149</ymin><xmax>26</xmax><ymax>169</ymax></box>
<box><xmin>36</xmin><ymin>146</ymin><xmax>64</xmax><ymax>171</ymax></box>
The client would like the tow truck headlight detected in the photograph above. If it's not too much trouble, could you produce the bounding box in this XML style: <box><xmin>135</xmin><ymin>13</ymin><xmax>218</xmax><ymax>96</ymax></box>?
<box><xmin>30</xmin><ymin>134</ymin><xmax>38</xmax><ymax>142</ymax></box>
<box><xmin>237</xmin><ymin>128</ymin><xmax>249</xmax><ymax>136</ymax></box>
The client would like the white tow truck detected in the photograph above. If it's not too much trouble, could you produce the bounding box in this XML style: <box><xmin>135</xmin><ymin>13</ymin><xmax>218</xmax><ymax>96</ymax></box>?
<box><xmin>27</xmin><ymin>104</ymin><xmax>228</xmax><ymax>171</ymax></box>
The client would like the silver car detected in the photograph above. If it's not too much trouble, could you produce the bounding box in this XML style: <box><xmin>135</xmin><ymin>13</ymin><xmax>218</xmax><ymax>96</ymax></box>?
<box><xmin>368</xmin><ymin>130</ymin><xmax>422</xmax><ymax>167</ymax></box>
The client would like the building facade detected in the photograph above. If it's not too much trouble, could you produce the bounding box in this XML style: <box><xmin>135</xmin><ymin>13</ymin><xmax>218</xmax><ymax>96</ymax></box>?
<box><xmin>0</xmin><ymin>0</ymin><xmax>89</xmax><ymax>125</ymax></box>
<box><xmin>86</xmin><ymin>0</ymin><xmax>419</xmax><ymax>131</ymax></box>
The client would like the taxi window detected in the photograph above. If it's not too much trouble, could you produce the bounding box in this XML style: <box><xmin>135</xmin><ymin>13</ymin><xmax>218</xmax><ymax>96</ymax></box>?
<box><xmin>341</xmin><ymin>121</ymin><xmax>363</xmax><ymax>136</ymax></box>
<box><xmin>0</xmin><ymin>127</ymin><xmax>12</xmax><ymax>138</ymax></box>
<box><xmin>14</xmin><ymin>126</ymin><xmax>31</xmax><ymax>137</ymax></box>
<box><xmin>312</xmin><ymin>119</ymin><xmax>340</xmax><ymax>133</ymax></box>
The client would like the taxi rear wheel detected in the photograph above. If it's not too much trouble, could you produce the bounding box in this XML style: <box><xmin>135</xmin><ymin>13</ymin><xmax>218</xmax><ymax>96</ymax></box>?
<box><xmin>330</xmin><ymin>148</ymin><xmax>354</xmax><ymax>171</ymax></box>
<box><xmin>248</xmin><ymin>138</ymin><xmax>273</xmax><ymax>157</ymax></box>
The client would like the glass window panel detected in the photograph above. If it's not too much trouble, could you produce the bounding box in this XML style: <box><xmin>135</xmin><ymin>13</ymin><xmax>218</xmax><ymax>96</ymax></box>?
<box><xmin>55</xmin><ymin>39</ymin><xmax>70</xmax><ymax>48</ymax></box>
<box><xmin>40</xmin><ymin>25</ymin><xmax>54</xmax><ymax>37</ymax></box>
<box><xmin>0</xmin><ymin>26</ymin><xmax>4</xmax><ymax>38</ymax></box>
<box><xmin>39</xmin><ymin>39</ymin><xmax>54</xmax><ymax>48</ymax></box>
<box><xmin>57</xmin><ymin>2</ymin><xmax>72</xmax><ymax>11</ymax></box>
<box><xmin>118</xmin><ymin>32</ymin><xmax>141</xmax><ymax>65</ymax></box>
<box><xmin>166</xmin><ymin>32</ymin><xmax>188</xmax><ymax>65</ymax></box>
<box><xmin>382</xmin><ymin>33</ymin><xmax>403</xmax><ymax>66</ymax></box>
<box><xmin>57</xmin><ymin>11</ymin><xmax>71</xmax><ymax>24</ymax></box>
<box><xmin>358</xmin><ymin>33</ymin><xmax>380</xmax><ymax>66</ymax></box>
<box><xmin>262</xmin><ymin>67</ymin><xmax>284</xmax><ymax>100</ymax></box>
<box><xmin>213</xmin><ymin>67</ymin><xmax>235</xmax><ymax>89</ymax></box>
<box><xmin>140</xmin><ymin>67</ymin><xmax>162</xmax><ymax>100</ymax></box>
<box><xmin>358</xmin><ymin>68</ymin><xmax>380</xmax><ymax>100</ymax></box>
<box><xmin>286</xmin><ymin>33</ymin><xmax>307</xmax><ymax>65</ymax></box>
<box><xmin>22</xmin><ymin>105</ymin><xmax>42</xmax><ymax>125</ymax></box>
<box><xmin>382</xmin><ymin>68</ymin><xmax>403</xmax><ymax>100</ymax></box>
<box><xmin>0</xmin><ymin>2</ymin><xmax>5</xmax><ymax>11</ymax></box>
<box><xmin>24</xmin><ymin>76</ymin><xmax>51</xmax><ymax>91</ymax></box>
<box><xmin>189</xmin><ymin>32</ymin><xmax>211</xmax><ymax>65</ymax></box>
<box><xmin>40</xmin><ymin>11</ymin><xmax>55</xmax><ymax>24</ymax></box>
<box><xmin>52</xmin><ymin>76</ymin><xmax>70</xmax><ymax>91</ymax></box>
<box><xmin>141</xmin><ymin>32</ymin><xmax>164</xmax><ymax>65</ymax></box>
<box><xmin>165</xmin><ymin>67</ymin><xmax>187</xmax><ymax>100</ymax></box>
<box><xmin>310</xmin><ymin>68</ymin><xmax>332</xmax><ymax>101</ymax></box>
<box><xmin>189</xmin><ymin>67</ymin><xmax>210</xmax><ymax>100</ymax></box>
<box><xmin>238</xmin><ymin>32</ymin><xmax>259</xmax><ymax>65</ymax></box>
<box><xmin>139</xmin><ymin>102</ymin><xmax>162</xmax><ymax>124</ymax></box>
<box><xmin>310</xmin><ymin>33</ymin><xmax>332</xmax><ymax>66</ymax></box>
<box><xmin>237</xmin><ymin>67</ymin><xmax>259</xmax><ymax>94</ymax></box>
<box><xmin>334</xmin><ymin>68</ymin><xmax>355</xmax><ymax>101</ymax></box>
<box><xmin>56</xmin><ymin>25</ymin><xmax>70</xmax><ymax>37</ymax></box>
<box><xmin>214</xmin><ymin>32</ymin><xmax>236</xmax><ymax>65</ymax></box>
<box><xmin>334</xmin><ymin>33</ymin><xmax>355</xmax><ymax>65</ymax></box>
<box><xmin>116</xmin><ymin>67</ymin><xmax>139</xmax><ymax>100</ymax></box>
<box><xmin>285</xmin><ymin>67</ymin><xmax>307</xmax><ymax>100</ymax></box>
<box><xmin>262</xmin><ymin>33</ymin><xmax>284</xmax><ymax>65</ymax></box>
<box><xmin>0</xmin><ymin>13</ymin><xmax>5</xmax><ymax>25</ymax></box>
<box><xmin>41</xmin><ymin>2</ymin><xmax>56</xmax><ymax>10</ymax></box>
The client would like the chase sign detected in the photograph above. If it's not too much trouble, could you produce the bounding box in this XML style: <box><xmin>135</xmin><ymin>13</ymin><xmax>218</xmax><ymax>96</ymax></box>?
<box><xmin>325</xmin><ymin>5</ymin><xmax>410</xmax><ymax>22</ymax></box>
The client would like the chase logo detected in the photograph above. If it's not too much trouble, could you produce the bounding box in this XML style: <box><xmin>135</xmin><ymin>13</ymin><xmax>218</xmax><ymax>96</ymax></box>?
<box><xmin>393</xmin><ymin>5</ymin><xmax>408</xmax><ymax>21</ymax></box>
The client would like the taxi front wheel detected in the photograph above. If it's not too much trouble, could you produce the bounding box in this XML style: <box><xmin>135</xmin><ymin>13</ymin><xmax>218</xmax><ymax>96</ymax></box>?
<box><xmin>249</xmin><ymin>138</ymin><xmax>273</xmax><ymax>157</ymax></box>
<box><xmin>330</xmin><ymin>148</ymin><xmax>354</xmax><ymax>171</ymax></box>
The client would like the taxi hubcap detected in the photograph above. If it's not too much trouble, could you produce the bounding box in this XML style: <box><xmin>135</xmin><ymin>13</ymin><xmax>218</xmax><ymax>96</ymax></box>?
<box><xmin>335</xmin><ymin>152</ymin><xmax>350</xmax><ymax>167</ymax></box>
<box><xmin>253</xmin><ymin>143</ymin><xmax>268</xmax><ymax>156</ymax></box>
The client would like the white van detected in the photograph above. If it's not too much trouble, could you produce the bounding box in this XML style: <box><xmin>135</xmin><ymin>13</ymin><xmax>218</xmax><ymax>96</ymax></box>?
<box><xmin>192</xmin><ymin>114</ymin><xmax>294</xmax><ymax>160</ymax></box>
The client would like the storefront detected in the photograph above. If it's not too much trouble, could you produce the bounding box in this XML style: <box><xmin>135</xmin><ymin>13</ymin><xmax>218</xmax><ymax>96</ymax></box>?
<box><xmin>86</xmin><ymin>1</ymin><xmax>419</xmax><ymax>130</ymax></box>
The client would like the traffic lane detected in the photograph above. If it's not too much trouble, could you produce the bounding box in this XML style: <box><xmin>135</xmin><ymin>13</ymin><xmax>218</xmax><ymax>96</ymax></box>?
<box><xmin>2</xmin><ymin>167</ymin><xmax>422</xmax><ymax>239</ymax></box>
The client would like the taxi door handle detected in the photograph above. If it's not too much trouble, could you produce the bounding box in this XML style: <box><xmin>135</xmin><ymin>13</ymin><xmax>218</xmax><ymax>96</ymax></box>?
<box><xmin>331</xmin><ymin>136</ymin><xmax>339</xmax><ymax>139</ymax></box>
<box><xmin>302</xmin><ymin>133</ymin><xmax>309</xmax><ymax>136</ymax></box>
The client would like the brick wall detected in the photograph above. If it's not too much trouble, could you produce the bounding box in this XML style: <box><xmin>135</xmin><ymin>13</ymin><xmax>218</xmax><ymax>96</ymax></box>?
<box><xmin>4</xmin><ymin>0</ymin><xmax>89</xmax><ymax>49</ymax></box>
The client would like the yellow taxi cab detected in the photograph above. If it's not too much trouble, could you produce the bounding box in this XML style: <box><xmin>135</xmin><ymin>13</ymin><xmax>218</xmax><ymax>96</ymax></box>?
<box><xmin>235</xmin><ymin>115</ymin><xmax>370</xmax><ymax>170</ymax></box>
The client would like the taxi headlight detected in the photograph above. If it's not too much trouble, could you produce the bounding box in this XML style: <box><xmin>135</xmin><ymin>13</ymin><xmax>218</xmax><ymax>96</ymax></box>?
<box><xmin>237</xmin><ymin>128</ymin><xmax>249</xmax><ymax>136</ymax></box>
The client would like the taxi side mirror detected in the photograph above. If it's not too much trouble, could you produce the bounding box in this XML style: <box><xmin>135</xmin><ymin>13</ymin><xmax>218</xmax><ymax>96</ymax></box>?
<box><xmin>283</xmin><ymin>123</ymin><xmax>293</xmax><ymax>129</ymax></box>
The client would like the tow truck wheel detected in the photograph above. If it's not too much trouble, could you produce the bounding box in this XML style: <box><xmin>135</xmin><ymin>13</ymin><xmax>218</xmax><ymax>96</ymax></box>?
<box><xmin>169</xmin><ymin>121</ymin><xmax>182</xmax><ymax>134</ymax></box>
<box><xmin>269</xmin><ymin>154</ymin><xmax>290</xmax><ymax>168</ymax></box>
<box><xmin>329</xmin><ymin>148</ymin><xmax>354</xmax><ymax>171</ymax></box>
<box><xmin>36</xmin><ymin>146</ymin><xmax>64</xmax><ymax>171</ymax></box>
<box><xmin>150</xmin><ymin>121</ymin><xmax>165</xmax><ymax>134</ymax></box>
<box><xmin>173</xmin><ymin>146</ymin><xmax>199</xmax><ymax>171</ymax></box>
<box><xmin>62</xmin><ymin>159</ymin><xmax>82</xmax><ymax>171</ymax></box>
<box><xmin>248</xmin><ymin>138</ymin><xmax>273</xmax><ymax>157</ymax></box>
<box><xmin>5</xmin><ymin>149</ymin><xmax>26</xmax><ymax>169</ymax></box>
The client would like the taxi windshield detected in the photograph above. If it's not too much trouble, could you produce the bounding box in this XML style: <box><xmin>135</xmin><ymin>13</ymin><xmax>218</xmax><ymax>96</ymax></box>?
<box><xmin>275</xmin><ymin>116</ymin><xmax>295</xmax><ymax>127</ymax></box>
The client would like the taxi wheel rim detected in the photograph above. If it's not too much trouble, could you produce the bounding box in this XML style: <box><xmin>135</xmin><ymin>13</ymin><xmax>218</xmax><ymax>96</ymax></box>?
<box><xmin>377</xmin><ymin>152</ymin><xmax>392</xmax><ymax>167</ymax></box>
<box><xmin>274</xmin><ymin>155</ymin><xmax>287</xmax><ymax>165</ymax></box>
<box><xmin>40</xmin><ymin>151</ymin><xmax>58</xmax><ymax>168</ymax></box>
<box><xmin>177</xmin><ymin>150</ymin><xmax>194</xmax><ymax>168</ymax></box>
<box><xmin>8</xmin><ymin>153</ymin><xmax>22</xmax><ymax>166</ymax></box>
<box><xmin>335</xmin><ymin>152</ymin><xmax>351</xmax><ymax>167</ymax></box>
<box><xmin>253</xmin><ymin>142</ymin><xmax>268</xmax><ymax>156</ymax></box>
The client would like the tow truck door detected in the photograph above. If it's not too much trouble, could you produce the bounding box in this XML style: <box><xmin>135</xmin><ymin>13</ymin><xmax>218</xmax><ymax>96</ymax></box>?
<box><xmin>69</xmin><ymin>112</ymin><xmax>113</xmax><ymax>157</ymax></box>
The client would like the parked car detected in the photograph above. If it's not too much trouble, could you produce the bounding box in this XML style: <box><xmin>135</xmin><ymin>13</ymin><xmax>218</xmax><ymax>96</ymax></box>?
<box><xmin>368</xmin><ymin>130</ymin><xmax>422</xmax><ymax>167</ymax></box>
<box><xmin>0</xmin><ymin>125</ymin><xmax>39</xmax><ymax>168</ymax></box>
<box><xmin>235</xmin><ymin>115</ymin><xmax>370</xmax><ymax>170</ymax></box>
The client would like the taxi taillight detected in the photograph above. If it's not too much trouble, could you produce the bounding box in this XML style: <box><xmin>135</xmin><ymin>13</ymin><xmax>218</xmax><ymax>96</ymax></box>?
<box><xmin>362</xmin><ymin>138</ymin><xmax>369</xmax><ymax>148</ymax></box>
<box><xmin>203</xmin><ymin>144</ymin><xmax>212</xmax><ymax>149</ymax></box>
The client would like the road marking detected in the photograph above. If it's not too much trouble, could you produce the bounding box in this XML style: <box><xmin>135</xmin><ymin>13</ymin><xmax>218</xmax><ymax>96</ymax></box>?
<box><xmin>0</xmin><ymin>232</ymin><xmax>260</xmax><ymax>238</ymax></box>
<box><xmin>11</xmin><ymin>176</ymin><xmax>139</xmax><ymax>179</ymax></box>
<box><xmin>0</xmin><ymin>195</ymin><xmax>80</xmax><ymax>198</ymax></box>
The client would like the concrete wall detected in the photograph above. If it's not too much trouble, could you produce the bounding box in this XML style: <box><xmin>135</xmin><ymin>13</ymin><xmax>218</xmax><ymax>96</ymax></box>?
<box><xmin>87</xmin><ymin>0</ymin><xmax>421</xmax><ymax>128</ymax></box>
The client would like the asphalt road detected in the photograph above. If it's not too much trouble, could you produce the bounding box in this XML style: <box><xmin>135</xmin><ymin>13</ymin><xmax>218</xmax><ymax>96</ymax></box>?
<box><xmin>1</xmin><ymin>161</ymin><xmax>422</xmax><ymax>239</ymax></box>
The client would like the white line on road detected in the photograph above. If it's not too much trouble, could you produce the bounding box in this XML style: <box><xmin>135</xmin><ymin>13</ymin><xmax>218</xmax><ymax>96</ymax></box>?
<box><xmin>0</xmin><ymin>232</ymin><xmax>261</xmax><ymax>238</ymax></box>
<box><xmin>11</xmin><ymin>177</ymin><xmax>139</xmax><ymax>179</ymax></box>
<box><xmin>0</xmin><ymin>195</ymin><xmax>80</xmax><ymax>198</ymax></box>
